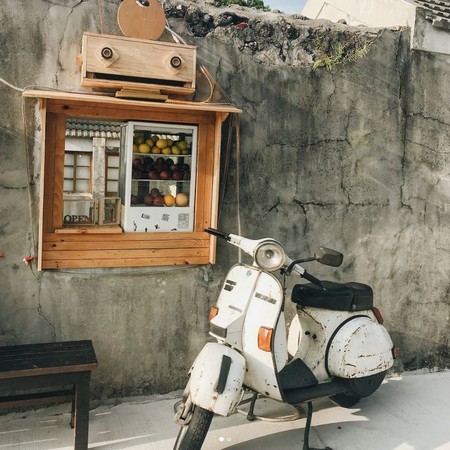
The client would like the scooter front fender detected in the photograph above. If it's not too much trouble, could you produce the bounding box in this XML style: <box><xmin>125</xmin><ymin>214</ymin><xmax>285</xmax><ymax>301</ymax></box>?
<box><xmin>189</xmin><ymin>342</ymin><xmax>246</xmax><ymax>416</ymax></box>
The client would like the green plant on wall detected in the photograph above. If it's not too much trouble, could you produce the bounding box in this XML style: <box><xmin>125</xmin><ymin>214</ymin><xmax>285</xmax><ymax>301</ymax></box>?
<box><xmin>312</xmin><ymin>31</ymin><xmax>382</xmax><ymax>71</ymax></box>
<box><xmin>213</xmin><ymin>0</ymin><xmax>270</xmax><ymax>11</ymax></box>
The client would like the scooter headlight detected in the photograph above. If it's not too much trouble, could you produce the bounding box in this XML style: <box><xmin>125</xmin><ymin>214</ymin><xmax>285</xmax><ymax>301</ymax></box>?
<box><xmin>254</xmin><ymin>240</ymin><xmax>286</xmax><ymax>272</ymax></box>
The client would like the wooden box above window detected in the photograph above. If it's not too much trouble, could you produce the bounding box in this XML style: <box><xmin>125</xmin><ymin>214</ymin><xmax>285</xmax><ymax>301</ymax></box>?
<box><xmin>80</xmin><ymin>33</ymin><xmax>197</xmax><ymax>96</ymax></box>
<box><xmin>23</xmin><ymin>90</ymin><xmax>240</xmax><ymax>270</ymax></box>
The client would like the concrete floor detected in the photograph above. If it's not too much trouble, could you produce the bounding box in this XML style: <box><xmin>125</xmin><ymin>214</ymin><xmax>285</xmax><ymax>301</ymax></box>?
<box><xmin>0</xmin><ymin>371</ymin><xmax>449</xmax><ymax>449</ymax></box>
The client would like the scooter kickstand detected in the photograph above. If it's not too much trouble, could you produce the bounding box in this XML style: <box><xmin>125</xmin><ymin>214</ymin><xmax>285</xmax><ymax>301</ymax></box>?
<box><xmin>247</xmin><ymin>392</ymin><xmax>258</xmax><ymax>421</ymax></box>
<box><xmin>301</xmin><ymin>401</ymin><xmax>333</xmax><ymax>450</ymax></box>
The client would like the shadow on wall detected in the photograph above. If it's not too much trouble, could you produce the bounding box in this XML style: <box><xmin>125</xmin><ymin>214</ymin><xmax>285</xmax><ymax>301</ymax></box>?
<box><xmin>390</xmin><ymin>331</ymin><xmax>450</xmax><ymax>371</ymax></box>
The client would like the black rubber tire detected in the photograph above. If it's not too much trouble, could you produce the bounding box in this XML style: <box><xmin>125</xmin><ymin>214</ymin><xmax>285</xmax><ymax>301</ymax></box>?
<box><xmin>173</xmin><ymin>406</ymin><xmax>214</xmax><ymax>450</ymax></box>
<box><xmin>330</xmin><ymin>393</ymin><xmax>361</xmax><ymax>408</ymax></box>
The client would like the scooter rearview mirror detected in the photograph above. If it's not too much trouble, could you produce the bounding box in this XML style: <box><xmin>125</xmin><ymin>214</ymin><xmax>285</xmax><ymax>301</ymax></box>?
<box><xmin>315</xmin><ymin>247</ymin><xmax>343</xmax><ymax>267</ymax></box>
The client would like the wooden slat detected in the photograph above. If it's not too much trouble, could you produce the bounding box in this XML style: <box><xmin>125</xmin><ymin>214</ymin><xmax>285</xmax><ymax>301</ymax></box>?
<box><xmin>0</xmin><ymin>341</ymin><xmax>97</xmax><ymax>380</ymax></box>
<box><xmin>0</xmin><ymin>390</ymin><xmax>74</xmax><ymax>409</ymax></box>
<box><xmin>45</xmin><ymin>100</ymin><xmax>216</xmax><ymax>125</ymax></box>
<box><xmin>37</xmin><ymin>99</ymin><xmax>47</xmax><ymax>271</ymax></box>
<box><xmin>209</xmin><ymin>112</ymin><xmax>229</xmax><ymax>263</ymax></box>
<box><xmin>42</xmin><ymin>113</ymin><xmax>57</xmax><ymax>234</ymax></box>
<box><xmin>42</xmin><ymin>239</ymin><xmax>209</xmax><ymax>251</ymax></box>
<box><xmin>23</xmin><ymin>90</ymin><xmax>242</xmax><ymax>114</ymax></box>
<box><xmin>52</xmin><ymin>114</ymin><xmax>66</xmax><ymax>230</ymax></box>
<box><xmin>42</xmin><ymin>247</ymin><xmax>208</xmax><ymax>260</ymax></box>
<box><xmin>43</xmin><ymin>231</ymin><xmax>210</xmax><ymax>241</ymax></box>
<box><xmin>195</xmin><ymin>123</ymin><xmax>215</xmax><ymax>231</ymax></box>
<box><xmin>55</xmin><ymin>225</ymin><xmax>123</xmax><ymax>234</ymax></box>
<box><xmin>41</xmin><ymin>255</ymin><xmax>209</xmax><ymax>269</ymax></box>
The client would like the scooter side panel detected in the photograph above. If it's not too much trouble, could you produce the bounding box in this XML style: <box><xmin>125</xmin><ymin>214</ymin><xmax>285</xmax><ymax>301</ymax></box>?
<box><xmin>327</xmin><ymin>317</ymin><xmax>394</xmax><ymax>378</ymax></box>
<box><xmin>189</xmin><ymin>342</ymin><xmax>246</xmax><ymax>416</ymax></box>
<box><xmin>210</xmin><ymin>265</ymin><xmax>261</xmax><ymax>351</ymax></box>
<box><xmin>242</xmin><ymin>271</ymin><xmax>285</xmax><ymax>401</ymax></box>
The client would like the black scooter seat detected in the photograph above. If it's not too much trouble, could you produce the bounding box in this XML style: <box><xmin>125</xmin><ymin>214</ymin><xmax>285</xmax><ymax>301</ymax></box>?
<box><xmin>291</xmin><ymin>281</ymin><xmax>373</xmax><ymax>311</ymax></box>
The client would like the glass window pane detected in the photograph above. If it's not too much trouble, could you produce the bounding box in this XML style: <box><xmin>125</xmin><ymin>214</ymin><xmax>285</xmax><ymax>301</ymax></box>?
<box><xmin>107</xmin><ymin>181</ymin><xmax>118</xmax><ymax>193</ymax></box>
<box><xmin>108</xmin><ymin>156</ymin><xmax>120</xmax><ymax>168</ymax></box>
<box><xmin>76</xmin><ymin>167</ymin><xmax>91</xmax><ymax>179</ymax></box>
<box><xmin>77</xmin><ymin>180</ymin><xmax>90</xmax><ymax>192</ymax></box>
<box><xmin>64</xmin><ymin>180</ymin><xmax>74</xmax><ymax>192</ymax></box>
<box><xmin>64</xmin><ymin>167</ymin><xmax>74</xmax><ymax>178</ymax></box>
<box><xmin>77</xmin><ymin>154</ymin><xmax>91</xmax><ymax>166</ymax></box>
<box><xmin>108</xmin><ymin>168</ymin><xmax>119</xmax><ymax>179</ymax></box>
<box><xmin>64</xmin><ymin>153</ymin><xmax>74</xmax><ymax>165</ymax></box>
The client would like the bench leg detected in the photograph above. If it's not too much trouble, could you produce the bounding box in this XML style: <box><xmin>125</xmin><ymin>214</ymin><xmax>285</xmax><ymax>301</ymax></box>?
<box><xmin>73</xmin><ymin>372</ymin><xmax>91</xmax><ymax>450</ymax></box>
<box><xmin>71</xmin><ymin>385</ymin><xmax>75</xmax><ymax>429</ymax></box>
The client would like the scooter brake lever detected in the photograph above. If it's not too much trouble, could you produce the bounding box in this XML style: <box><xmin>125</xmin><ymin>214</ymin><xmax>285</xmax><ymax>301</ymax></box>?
<box><xmin>204</xmin><ymin>227</ymin><xmax>230</xmax><ymax>241</ymax></box>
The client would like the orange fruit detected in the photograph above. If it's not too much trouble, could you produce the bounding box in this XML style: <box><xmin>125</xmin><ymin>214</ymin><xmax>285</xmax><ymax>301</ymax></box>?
<box><xmin>164</xmin><ymin>194</ymin><xmax>175</xmax><ymax>207</ymax></box>
<box><xmin>156</xmin><ymin>139</ymin><xmax>168</xmax><ymax>149</ymax></box>
<box><xmin>175</xmin><ymin>192</ymin><xmax>189</xmax><ymax>207</ymax></box>
<box><xmin>138</xmin><ymin>143</ymin><xmax>151</xmax><ymax>153</ymax></box>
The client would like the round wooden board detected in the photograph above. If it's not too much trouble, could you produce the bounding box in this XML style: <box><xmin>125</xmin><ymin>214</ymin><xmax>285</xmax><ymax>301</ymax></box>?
<box><xmin>117</xmin><ymin>0</ymin><xmax>166</xmax><ymax>40</ymax></box>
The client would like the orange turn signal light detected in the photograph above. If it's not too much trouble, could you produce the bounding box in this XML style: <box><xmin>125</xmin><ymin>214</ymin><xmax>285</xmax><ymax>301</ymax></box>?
<box><xmin>258</xmin><ymin>327</ymin><xmax>273</xmax><ymax>352</ymax></box>
<box><xmin>209</xmin><ymin>306</ymin><xmax>219</xmax><ymax>321</ymax></box>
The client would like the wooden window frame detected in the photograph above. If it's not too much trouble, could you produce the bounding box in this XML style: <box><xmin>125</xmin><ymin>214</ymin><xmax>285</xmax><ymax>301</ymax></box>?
<box><xmin>24</xmin><ymin>91</ymin><xmax>240</xmax><ymax>270</ymax></box>
<box><xmin>63</xmin><ymin>150</ymin><xmax>93</xmax><ymax>194</ymax></box>
<box><xmin>105</xmin><ymin>151</ymin><xmax>119</xmax><ymax>197</ymax></box>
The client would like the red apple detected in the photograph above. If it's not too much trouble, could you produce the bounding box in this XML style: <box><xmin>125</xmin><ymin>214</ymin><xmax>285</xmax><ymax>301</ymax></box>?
<box><xmin>172</xmin><ymin>170</ymin><xmax>184</xmax><ymax>181</ymax></box>
<box><xmin>160</xmin><ymin>170</ymin><xmax>171</xmax><ymax>180</ymax></box>
<box><xmin>143</xmin><ymin>157</ymin><xmax>154</xmax><ymax>170</ymax></box>
<box><xmin>144</xmin><ymin>194</ymin><xmax>153</xmax><ymax>205</ymax></box>
<box><xmin>133</xmin><ymin>158</ymin><xmax>144</xmax><ymax>168</ymax></box>
<box><xmin>150</xmin><ymin>188</ymin><xmax>161</xmax><ymax>197</ymax></box>
<box><xmin>153</xmin><ymin>195</ymin><xmax>165</xmax><ymax>206</ymax></box>
<box><xmin>147</xmin><ymin>170</ymin><xmax>160</xmax><ymax>180</ymax></box>
<box><xmin>178</xmin><ymin>163</ymin><xmax>190</xmax><ymax>172</ymax></box>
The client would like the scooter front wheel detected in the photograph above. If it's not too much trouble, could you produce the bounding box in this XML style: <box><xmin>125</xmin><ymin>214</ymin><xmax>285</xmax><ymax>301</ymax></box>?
<box><xmin>173</xmin><ymin>406</ymin><xmax>214</xmax><ymax>450</ymax></box>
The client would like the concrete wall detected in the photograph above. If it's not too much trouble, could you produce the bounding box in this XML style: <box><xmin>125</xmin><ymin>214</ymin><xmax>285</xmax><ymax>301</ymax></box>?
<box><xmin>0</xmin><ymin>0</ymin><xmax>449</xmax><ymax>398</ymax></box>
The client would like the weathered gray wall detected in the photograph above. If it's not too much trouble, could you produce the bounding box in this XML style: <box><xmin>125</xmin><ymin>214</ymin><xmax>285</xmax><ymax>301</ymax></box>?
<box><xmin>0</xmin><ymin>0</ymin><xmax>449</xmax><ymax>399</ymax></box>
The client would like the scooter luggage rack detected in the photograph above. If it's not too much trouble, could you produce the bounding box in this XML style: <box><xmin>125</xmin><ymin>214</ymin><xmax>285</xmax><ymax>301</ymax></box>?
<box><xmin>236</xmin><ymin>393</ymin><xmax>332</xmax><ymax>450</ymax></box>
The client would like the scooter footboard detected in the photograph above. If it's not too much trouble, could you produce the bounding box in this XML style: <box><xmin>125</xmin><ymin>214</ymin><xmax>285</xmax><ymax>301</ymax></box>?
<box><xmin>327</xmin><ymin>316</ymin><xmax>394</xmax><ymax>378</ymax></box>
<box><xmin>189</xmin><ymin>342</ymin><xmax>246</xmax><ymax>416</ymax></box>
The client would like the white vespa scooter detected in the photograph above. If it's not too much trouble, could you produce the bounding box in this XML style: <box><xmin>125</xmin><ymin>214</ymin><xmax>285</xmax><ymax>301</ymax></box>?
<box><xmin>173</xmin><ymin>228</ymin><xmax>397</xmax><ymax>450</ymax></box>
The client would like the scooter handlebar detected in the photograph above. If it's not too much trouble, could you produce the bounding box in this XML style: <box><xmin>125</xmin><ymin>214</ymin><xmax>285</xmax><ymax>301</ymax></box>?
<box><xmin>204</xmin><ymin>227</ymin><xmax>230</xmax><ymax>241</ymax></box>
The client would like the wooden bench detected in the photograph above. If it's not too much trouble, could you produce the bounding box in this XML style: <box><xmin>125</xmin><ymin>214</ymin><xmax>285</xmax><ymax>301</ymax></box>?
<box><xmin>0</xmin><ymin>340</ymin><xmax>98</xmax><ymax>450</ymax></box>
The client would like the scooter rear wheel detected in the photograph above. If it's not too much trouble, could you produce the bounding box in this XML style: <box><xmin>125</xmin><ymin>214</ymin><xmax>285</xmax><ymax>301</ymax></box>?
<box><xmin>330</xmin><ymin>370</ymin><xmax>387</xmax><ymax>408</ymax></box>
<box><xmin>173</xmin><ymin>406</ymin><xmax>214</xmax><ymax>450</ymax></box>
<box><xmin>330</xmin><ymin>393</ymin><xmax>361</xmax><ymax>408</ymax></box>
